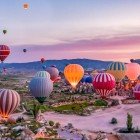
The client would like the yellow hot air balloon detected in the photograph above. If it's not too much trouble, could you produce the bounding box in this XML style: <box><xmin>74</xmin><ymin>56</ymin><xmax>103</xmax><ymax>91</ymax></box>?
<box><xmin>64</xmin><ymin>64</ymin><xmax>84</xmax><ymax>88</ymax></box>
<box><xmin>107</xmin><ymin>62</ymin><xmax>126</xmax><ymax>82</ymax></box>
<box><xmin>126</xmin><ymin>63</ymin><xmax>140</xmax><ymax>81</ymax></box>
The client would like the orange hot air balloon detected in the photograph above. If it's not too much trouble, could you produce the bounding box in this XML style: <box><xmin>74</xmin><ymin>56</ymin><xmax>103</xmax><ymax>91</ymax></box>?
<box><xmin>125</xmin><ymin>63</ymin><xmax>140</xmax><ymax>81</ymax></box>
<box><xmin>23</xmin><ymin>3</ymin><xmax>29</xmax><ymax>9</ymax></box>
<box><xmin>64</xmin><ymin>64</ymin><xmax>84</xmax><ymax>88</ymax></box>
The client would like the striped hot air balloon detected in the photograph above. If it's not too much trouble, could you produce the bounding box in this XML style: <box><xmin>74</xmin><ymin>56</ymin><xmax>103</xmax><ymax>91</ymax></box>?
<box><xmin>29</xmin><ymin>77</ymin><xmax>53</xmax><ymax>104</ymax></box>
<box><xmin>0</xmin><ymin>89</ymin><xmax>20</xmax><ymax>118</ymax></box>
<box><xmin>133</xmin><ymin>83</ymin><xmax>140</xmax><ymax>100</ymax></box>
<box><xmin>46</xmin><ymin>66</ymin><xmax>59</xmax><ymax>82</ymax></box>
<box><xmin>35</xmin><ymin>71</ymin><xmax>50</xmax><ymax>79</ymax></box>
<box><xmin>64</xmin><ymin>64</ymin><xmax>84</xmax><ymax>88</ymax></box>
<box><xmin>126</xmin><ymin>63</ymin><xmax>140</xmax><ymax>81</ymax></box>
<box><xmin>0</xmin><ymin>45</ymin><xmax>10</xmax><ymax>62</ymax></box>
<box><xmin>107</xmin><ymin>62</ymin><xmax>126</xmax><ymax>82</ymax></box>
<box><xmin>93</xmin><ymin>73</ymin><xmax>115</xmax><ymax>98</ymax></box>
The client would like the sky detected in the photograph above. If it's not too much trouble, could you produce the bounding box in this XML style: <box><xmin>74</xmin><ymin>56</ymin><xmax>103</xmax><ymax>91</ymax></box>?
<box><xmin>0</xmin><ymin>0</ymin><xmax>140</xmax><ymax>63</ymax></box>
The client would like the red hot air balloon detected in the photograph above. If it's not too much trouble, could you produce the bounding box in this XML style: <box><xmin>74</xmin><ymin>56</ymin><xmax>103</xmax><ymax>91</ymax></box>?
<box><xmin>93</xmin><ymin>73</ymin><xmax>115</xmax><ymax>98</ymax></box>
<box><xmin>0</xmin><ymin>45</ymin><xmax>10</xmax><ymax>62</ymax></box>
<box><xmin>0</xmin><ymin>89</ymin><xmax>20</xmax><ymax>118</ymax></box>
<box><xmin>41</xmin><ymin>58</ymin><xmax>45</xmax><ymax>63</ymax></box>
<box><xmin>133</xmin><ymin>83</ymin><xmax>140</xmax><ymax>100</ymax></box>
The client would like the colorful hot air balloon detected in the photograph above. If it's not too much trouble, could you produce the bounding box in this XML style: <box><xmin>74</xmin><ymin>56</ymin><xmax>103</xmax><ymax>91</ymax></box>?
<box><xmin>126</xmin><ymin>63</ymin><xmax>140</xmax><ymax>81</ymax></box>
<box><xmin>29</xmin><ymin>77</ymin><xmax>53</xmax><ymax>104</ymax></box>
<box><xmin>23</xmin><ymin>49</ymin><xmax>27</xmax><ymax>53</ymax></box>
<box><xmin>0</xmin><ymin>89</ymin><xmax>20</xmax><ymax>118</ymax></box>
<box><xmin>41</xmin><ymin>58</ymin><xmax>45</xmax><ymax>63</ymax></box>
<box><xmin>107</xmin><ymin>62</ymin><xmax>126</xmax><ymax>82</ymax></box>
<box><xmin>64</xmin><ymin>64</ymin><xmax>84</xmax><ymax>88</ymax></box>
<box><xmin>133</xmin><ymin>83</ymin><xmax>140</xmax><ymax>100</ymax></box>
<box><xmin>3</xmin><ymin>30</ymin><xmax>7</xmax><ymax>34</ymax></box>
<box><xmin>0</xmin><ymin>45</ymin><xmax>10</xmax><ymax>62</ymax></box>
<box><xmin>46</xmin><ymin>66</ymin><xmax>59</xmax><ymax>82</ymax></box>
<box><xmin>93</xmin><ymin>73</ymin><xmax>115</xmax><ymax>98</ymax></box>
<box><xmin>23</xmin><ymin>3</ymin><xmax>29</xmax><ymax>9</ymax></box>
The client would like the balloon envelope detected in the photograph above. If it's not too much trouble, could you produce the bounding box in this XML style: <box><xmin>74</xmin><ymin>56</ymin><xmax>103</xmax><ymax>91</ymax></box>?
<box><xmin>81</xmin><ymin>75</ymin><xmax>88</xmax><ymax>83</ymax></box>
<box><xmin>0</xmin><ymin>89</ymin><xmax>20</xmax><ymax>118</ymax></box>
<box><xmin>85</xmin><ymin>76</ymin><xmax>93</xmax><ymax>83</ymax></box>
<box><xmin>23</xmin><ymin>3</ymin><xmax>29</xmax><ymax>9</ymax></box>
<box><xmin>126</xmin><ymin>63</ymin><xmax>140</xmax><ymax>81</ymax></box>
<box><xmin>42</xmin><ymin>65</ymin><xmax>46</xmax><ymax>70</ymax></box>
<box><xmin>64</xmin><ymin>64</ymin><xmax>84</xmax><ymax>88</ymax></box>
<box><xmin>23</xmin><ymin>49</ymin><xmax>27</xmax><ymax>53</ymax></box>
<box><xmin>46</xmin><ymin>66</ymin><xmax>59</xmax><ymax>82</ymax></box>
<box><xmin>3</xmin><ymin>30</ymin><xmax>7</xmax><ymax>34</ymax></box>
<box><xmin>0</xmin><ymin>45</ymin><xmax>10</xmax><ymax>62</ymax></box>
<box><xmin>35</xmin><ymin>71</ymin><xmax>50</xmax><ymax>79</ymax></box>
<box><xmin>93</xmin><ymin>73</ymin><xmax>115</xmax><ymax>98</ymax></box>
<box><xmin>29</xmin><ymin>77</ymin><xmax>53</xmax><ymax>103</ymax></box>
<box><xmin>133</xmin><ymin>83</ymin><xmax>140</xmax><ymax>100</ymax></box>
<box><xmin>107</xmin><ymin>62</ymin><xmax>126</xmax><ymax>82</ymax></box>
<box><xmin>41</xmin><ymin>58</ymin><xmax>45</xmax><ymax>63</ymax></box>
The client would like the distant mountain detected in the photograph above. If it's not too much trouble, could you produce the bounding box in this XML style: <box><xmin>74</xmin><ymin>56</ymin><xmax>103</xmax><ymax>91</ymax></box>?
<box><xmin>4</xmin><ymin>59</ymin><xmax>112</xmax><ymax>71</ymax></box>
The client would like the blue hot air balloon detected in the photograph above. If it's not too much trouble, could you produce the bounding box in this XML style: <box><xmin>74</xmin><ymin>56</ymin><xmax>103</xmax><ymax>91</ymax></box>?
<box><xmin>85</xmin><ymin>76</ymin><xmax>93</xmax><ymax>83</ymax></box>
<box><xmin>29</xmin><ymin>77</ymin><xmax>53</xmax><ymax>104</ymax></box>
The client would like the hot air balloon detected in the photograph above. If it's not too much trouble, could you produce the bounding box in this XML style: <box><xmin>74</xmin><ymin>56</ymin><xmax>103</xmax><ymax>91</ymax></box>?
<box><xmin>85</xmin><ymin>76</ymin><xmax>93</xmax><ymax>83</ymax></box>
<box><xmin>130</xmin><ymin>59</ymin><xmax>135</xmax><ymax>63</ymax></box>
<box><xmin>46</xmin><ymin>66</ymin><xmax>59</xmax><ymax>82</ymax></box>
<box><xmin>133</xmin><ymin>83</ymin><xmax>140</xmax><ymax>100</ymax></box>
<box><xmin>23</xmin><ymin>49</ymin><xmax>27</xmax><ymax>53</ymax></box>
<box><xmin>0</xmin><ymin>45</ymin><xmax>10</xmax><ymax>62</ymax></box>
<box><xmin>81</xmin><ymin>75</ymin><xmax>88</xmax><ymax>83</ymax></box>
<box><xmin>107</xmin><ymin>62</ymin><xmax>126</xmax><ymax>82</ymax></box>
<box><xmin>29</xmin><ymin>77</ymin><xmax>53</xmax><ymax>104</ymax></box>
<box><xmin>42</xmin><ymin>65</ymin><xmax>46</xmax><ymax>70</ymax></box>
<box><xmin>64</xmin><ymin>64</ymin><xmax>84</xmax><ymax>88</ymax></box>
<box><xmin>125</xmin><ymin>63</ymin><xmax>140</xmax><ymax>81</ymax></box>
<box><xmin>23</xmin><ymin>3</ymin><xmax>29</xmax><ymax>9</ymax></box>
<box><xmin>93</xmin><ymin>73</ymin><xmax>115</xmax><ymax>98</ymax></box>
<box><xmin>41</xmin><ymin>58</ymin><xmax>45</xmax><ymax>63</ymax></box>
<box><xmin>0</xmin><ymin>89</ymin><xmax>20</xmax><ymax>118</ymax></box>
<box><xmin>3</xmin><ymin>30</ymin><xmax>7</xmax><ymax>34</ymax></box>
<box><xmin>35</xmin><ymin>71</ymin><xmax>50</xmax><ymax>79</ymax></box>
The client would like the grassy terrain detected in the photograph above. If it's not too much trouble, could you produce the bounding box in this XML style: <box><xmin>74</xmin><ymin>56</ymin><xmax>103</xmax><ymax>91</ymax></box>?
<box><xmin>53</xmin><ymin>102</ymin><xmax>89</xmax><ymax>112</ymax></box>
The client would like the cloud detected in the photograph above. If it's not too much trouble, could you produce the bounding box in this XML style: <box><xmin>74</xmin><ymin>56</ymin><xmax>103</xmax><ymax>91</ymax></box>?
<box><xmin>7</xmin><ymin>34</ymin><xmax>140</xmax><ymax>63</ymax></box>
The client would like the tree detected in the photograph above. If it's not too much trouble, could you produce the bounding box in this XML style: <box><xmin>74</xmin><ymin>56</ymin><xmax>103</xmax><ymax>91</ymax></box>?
<box><xmin>127</xmin><ymin>113</ymin><xmax>133</xmax><ymax>131</ymax></box>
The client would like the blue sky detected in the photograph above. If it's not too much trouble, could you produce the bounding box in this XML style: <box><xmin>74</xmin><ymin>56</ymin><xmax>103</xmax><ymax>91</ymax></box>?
<box><xmin>0</xmin><ymin>0</ymin><xmax>140</xmax><ymax>62</ymax></box>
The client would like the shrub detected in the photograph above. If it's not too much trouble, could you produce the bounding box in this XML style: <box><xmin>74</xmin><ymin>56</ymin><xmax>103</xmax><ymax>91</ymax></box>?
<box><xmin>111</xmin><ymin>99</ymin><xmax>119</xmax><ymax>106</ymax></box>
<box><xmin>94</xmin><ymin>99</ymin><xmax>108</xmax><ymax>106</ymax></box>
<box><xmin>49</xmin><ymin>120</ymin><xmax>54</xmax><ymax>126</ymax></box>
<box><xmin>110</xmin><ymin>117</ymin><xmax>118</xmax><ymax>124</ymax></box>
<box><xmin>67</xmin><ymin>123</ymin><xmax>73</xmax><ymax>129</ymax></box>
<box><xmin>55</xmin><ymin>122</ymin><xmax>60</xmax><ymax>128</ymax></box>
